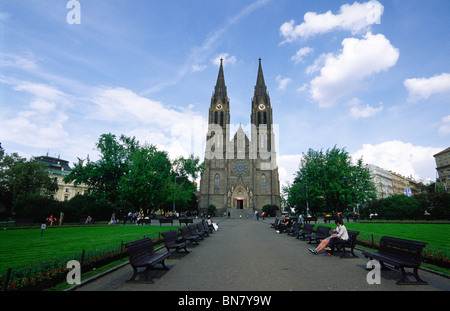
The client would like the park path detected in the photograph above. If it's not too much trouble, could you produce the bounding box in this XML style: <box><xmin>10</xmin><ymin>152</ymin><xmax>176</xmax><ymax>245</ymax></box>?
<box><xmin>73</xmin><ymin>218</ymin><xmax>450</xmax><ymax>291</ymax></box>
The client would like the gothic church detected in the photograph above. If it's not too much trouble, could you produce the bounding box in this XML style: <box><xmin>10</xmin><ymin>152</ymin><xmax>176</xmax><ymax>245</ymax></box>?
<box><xmin>199</xmin><ymin>59</ymin><xmax>280</xmax><ymax>216</ymax></box>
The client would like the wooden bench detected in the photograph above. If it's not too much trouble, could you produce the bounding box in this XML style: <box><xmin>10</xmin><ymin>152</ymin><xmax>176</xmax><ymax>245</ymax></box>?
<box><xmin>159</xmin><ymin>218</ymin><xmax>174</xmax><ymax>226</ymax></box>
<box><xmin>125</xmin><ymin>237</ymin><xmax>170</xmax><ymax>283</ymax></box>
<box><xmin>14</xmin><ymin>218</ymin><xmax>34</xmax><ymax>226</ymax></box>
<box><xmin>196</xmin><ymin>223</ymin><xmax>209</xmax><ymax>237</ymax></box>
<box><xmin>323</xmin><ymin>215</ymin><xmax>337</xmax><ymax>223</ymax></box>
<box><xmin>137</xmin><ymin>217</ymin><xmax>151</xmax><ymax>225</ymax></box>
<box><xmin>362</xmin><ymin>236</ymin><xmax>428</xmax><ymax>285</ymax></box>
<box><xmin>270</xmin><ymin>218</ymin><xmax>280</xmax><ymax>229</ymax></box>
<box><xmin>295</xmin><ymin>223</ymin><xmax>314</xmax><ymax>239</ymax></box>
<box><xmin>306</xmin><ymin>225</ymin><xmax>330</xmax><ymax>244</ymax></box>
<box><xmin>286</xmin><ymin>222</ymin><xmax>302</xmax><ymax>236</ymax></box>
<box><xmin>303</xmin><ymin>216</ymin><xmax>317</xmax><ymax>224</ymax></box>
<box><xmin>179</xmin><ymin>218</ymin><xmax>194</xmax><ymax>225</ymax></box>
<box><xmin>331</xmin><ymin>230</ymin><xmax>360</xmax><ymax>258</ymax></box>
<box><xmin>161</xmin><ymin>230</ymin><xmax>190</xmax><ymax>253</ymax></box>
<box><xmin>180</xmin><ymin>226</ymin><xmax>200</xmax><ymax>245</ymax></box>
<box><xmin>201</xmin><ymin>220</ymin><xmax>214</xmax><ymax>234</ymax></box>
<box><xmin>188</xmin><ymin>224</ymin><xmax>205</xmax><ymax>239</ymax></box>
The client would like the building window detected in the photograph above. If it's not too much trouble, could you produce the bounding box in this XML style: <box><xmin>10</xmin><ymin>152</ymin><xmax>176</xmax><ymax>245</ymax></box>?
<box><xmin>215</xmin><ymin>160</ymin><xmax>220</xmax><ymax>167</ymax></box>
<box><xmin>214</xmin><ymin>174</ymin><xmax>220</xmax><ymax>192</ymax></box>
<box><xmin>261</xmin><ymin>175</ymin><xmax>266</xmax><ymax>193</ymax></box>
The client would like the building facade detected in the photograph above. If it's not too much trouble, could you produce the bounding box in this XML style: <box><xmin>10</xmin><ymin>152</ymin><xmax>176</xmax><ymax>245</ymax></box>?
<box><xmin>199</xmin><ymin>59</ymin><xmax>280</xmax><ymax>216</ymax></box>
<box><xmin>35</xmin><ymin>155</ymin><xmax>87</xmax><ymax>201</ymax></box>
<box><xmin>434</xmin><ymin>147</ymin><xmax>450</xmax><ymax>192</ymax></box>
<box><xmin>365</xmin><ymin>164</ymin><xmax>393</xmax><ymax>199</ymax></box>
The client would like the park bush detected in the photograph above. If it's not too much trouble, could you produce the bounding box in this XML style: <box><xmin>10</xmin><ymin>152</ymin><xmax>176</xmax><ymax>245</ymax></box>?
<box><xmin>262</xmin><ymin>204</ymin><xmax>279</xmax><ymax>217</ymax></box>
<box><xmin>13</xmin><ymin>194</ymin><xmax>64</xmax><ymax>222</ymax></box>
<box><xmin>363</xmin><ymin>193</ymin><xmax>450</xmax><ymax>220</ymax></box>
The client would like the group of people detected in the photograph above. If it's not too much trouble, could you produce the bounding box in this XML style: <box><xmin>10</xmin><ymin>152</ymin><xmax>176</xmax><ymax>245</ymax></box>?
<box><xmin>276</xmin><ymin>214</ymin><xmax>349</xmax><ymax>256</ymax></box>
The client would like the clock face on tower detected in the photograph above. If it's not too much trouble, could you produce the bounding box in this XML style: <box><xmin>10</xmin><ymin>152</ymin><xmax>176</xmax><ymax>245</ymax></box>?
<box><xmin>216</xmin><ymin>104</ymin><xmax>222</xmax><ymax>110</ymax></box>
<box><xmin>258</xmin><ymin>104</ymin><xmax>266</xmax><ymax>110</ymax></box>
<box><xmin>233</xmin><ymin>160</ymin><xmax>248</xmax><ymax>175</ymax></box>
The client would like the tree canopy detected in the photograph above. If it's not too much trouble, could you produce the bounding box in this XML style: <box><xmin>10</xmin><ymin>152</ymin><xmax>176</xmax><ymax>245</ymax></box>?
<box><xmin>64</xmin><ymin>133</ymin><xmax>203</xmax><ymax>215</ymax></box>
<box><xmin>283</xmin><ymin>146</ymin><xmax>376</xmax><ymax>215</ymax></box>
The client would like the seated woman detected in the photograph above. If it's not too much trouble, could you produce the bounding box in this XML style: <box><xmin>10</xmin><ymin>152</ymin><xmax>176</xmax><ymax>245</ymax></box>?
<box><xmin>308</xmin><ymin>218</ymin><xmax>348</xmax><ymax>255</ymax></box>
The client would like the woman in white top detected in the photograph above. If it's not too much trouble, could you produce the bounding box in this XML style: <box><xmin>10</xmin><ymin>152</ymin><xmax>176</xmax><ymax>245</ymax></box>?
<box><xmin>309</xmin><ymin>218</ymin><xmax>348</xmax><ymax>255</ymax></box>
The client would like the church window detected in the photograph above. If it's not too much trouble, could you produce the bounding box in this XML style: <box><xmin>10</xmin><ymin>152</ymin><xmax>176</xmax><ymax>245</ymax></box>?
<box><xmin>260</xmin><ymin>133</ymin><xmax>265</xmax><ymax>149</ymax></box>
<box><xmin>215</xmin><ymin>160</ymin><xmax>220</xmax><ymax>167</ymax></box>
<box><xmin>214</xmin><ymin>111</ymin><xmax>218</xmax><ymax>124</ymax></box>
<box><xmin>261</xmin><ymin>175</ymin><xmax>267</xmax><ymax>193</ymax></box>
<box><xmin>214</xmin><ymin>174</ymin><xmax>220</xmax><ymax>192</ymax></box>
<box><xmin>263</xmin><ymin>111</ymin><xmax>267</xmax><ymax>124</ymax></box>
<box><xmin>220</xmin><ymin>111</ymin><xmax>224</xmax><ymax>127</ymax></box>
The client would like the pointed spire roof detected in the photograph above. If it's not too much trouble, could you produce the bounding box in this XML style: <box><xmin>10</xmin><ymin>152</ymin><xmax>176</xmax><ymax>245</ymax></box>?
<box><xmin>214</xmin><ymin>58</ymin><xmax>227</xmax><ymax>98</ymax></box>
<box><xmin>254</xmin><ymin>58</ymin><xmax>267</xmax><ymax>97</ymax></box>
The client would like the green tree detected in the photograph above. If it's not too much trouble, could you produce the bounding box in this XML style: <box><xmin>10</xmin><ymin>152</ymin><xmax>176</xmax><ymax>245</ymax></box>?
<box><xmin>64</xmin><ymin>133</ymin><xmax>139</xmax><ymax>204</ymax></box>
<box><xmin>0</xmin><ymin>152</ymin><xmax>58</xmax><ymax>214</ymax></box>
<box><xmin>65</xmin><ymin>133</ymin><xmax>204</xmax><ymax>216</ymax></box>
<box><xmin>285</xmin><ymin>146</ymin><xmax>376</xmax><ymax>215</ymax></box>
<box><xmin>119</xmin><ymin>144</ymin><xmax>173</xmax><ymax>213</ymax></box>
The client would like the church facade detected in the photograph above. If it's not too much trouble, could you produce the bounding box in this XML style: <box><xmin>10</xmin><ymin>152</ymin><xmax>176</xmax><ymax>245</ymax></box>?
<box><xmin>199</xmin><ymin>59</ymin><xmax>280</xmax><ymax>216</ymax></box>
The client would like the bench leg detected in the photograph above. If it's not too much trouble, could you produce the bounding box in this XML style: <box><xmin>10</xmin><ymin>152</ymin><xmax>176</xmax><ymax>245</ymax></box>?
<box><xmin>126</xmin><ymin>267</ymin><xmax>155</xmax><ymax>284</ymax></box>
<box><xmin>339</xmin><ymin>247</ymin><xmax>358</xmax><ymax>258</ymax></box>
<box><xmin>396</xmin><ymin>267</ymin><xmax>428</xmax><ymax>285</ymax></box>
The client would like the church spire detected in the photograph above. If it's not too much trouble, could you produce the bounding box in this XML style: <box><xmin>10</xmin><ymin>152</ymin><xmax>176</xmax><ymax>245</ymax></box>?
<box><xmin>214</xmin><ymin>58</ymin><xmax>227</xmax><ymax>98</ymax></box>
<box><xmin>254</xmin><ymin>58</ymin><xmax>267</xmax><ymax>97</ymax></box>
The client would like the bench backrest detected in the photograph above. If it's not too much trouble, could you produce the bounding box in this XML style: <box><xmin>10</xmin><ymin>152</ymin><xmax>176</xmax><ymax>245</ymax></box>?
<box><xmin>162</xmin><ymin>230</ymin><xmax>178</xmax><ymax>243</ymax></box>
<box><xmin>379</xmin><ymin>236</ymin><xmax>426</xmax><ymax>264</ymax></box>
<box><xmin>303</xmin><ymin>223</ymin><xmax>314</xmax><ymax>232</ymax></box>
<box><xmin>346</xmin><ymin>230</ymin><xmax>360</xmax><ymax>246</ymax></box>
<box><xmin>292</xmin><ymin>222</ymin><xmax>302</xmax><ymax>230</ymax></box>
<box><xmin>196</xmin><ymin>223</ymin><xmax>204</xmax><ymax>232</ymax></box>
<box><xmin>180</xmin><ymin>226</ymin><xmax>192</xmax><ymax>236</ymax></box>
<box><xmin>125</xmin><ymin>237</ymin><xmax>156</xmax><ymax>264</ymax></box>
<box><xmin>188</xmin><ymin>224</ymin><xmax>197</xmax><ymax>233</ymax></box>
<box><xmin>316</xmin><ymin>226</ymin><xmax>330</xmax><ymax>235</ymax></box>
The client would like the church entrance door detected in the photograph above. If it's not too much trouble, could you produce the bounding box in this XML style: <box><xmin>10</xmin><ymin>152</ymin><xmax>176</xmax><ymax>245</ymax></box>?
<box><xmin>236</xmin><ymin>199</ymin><xmax>243</xmax><ymax>209</ymax></box>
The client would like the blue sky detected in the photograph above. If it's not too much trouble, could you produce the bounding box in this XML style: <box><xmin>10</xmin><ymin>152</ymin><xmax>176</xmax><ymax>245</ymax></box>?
<box><xmin>1</xmin><ymin>0</ymin><xmax>449</xmax><ymax>188</ymax></box>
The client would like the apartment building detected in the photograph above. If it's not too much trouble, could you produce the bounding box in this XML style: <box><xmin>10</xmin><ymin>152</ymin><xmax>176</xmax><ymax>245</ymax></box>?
<box><xmin>434</xmin><ymin>147</ymin><xmax>450</xmax><ymax>192</ymax></box>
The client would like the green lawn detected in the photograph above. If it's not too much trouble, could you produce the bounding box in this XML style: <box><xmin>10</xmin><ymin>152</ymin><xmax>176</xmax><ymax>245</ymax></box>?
<box><xmin>0</xmin><ymin>225</ymin><xmax>178</xmax><ymax>271</ymax></box>
<box><xmin>1</xmin><ymin>221</ymin><xmax>449</xmax><ymax>273</ymax></box>
<box><xmin>320</xmin><ymin>222</ymin><xmax>450</xmax><ymax>250</ymax></box>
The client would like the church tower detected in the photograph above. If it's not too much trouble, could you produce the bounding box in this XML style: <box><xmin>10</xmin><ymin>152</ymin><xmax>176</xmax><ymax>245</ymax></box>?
<box><xmin>199</xmin><ymin>59</ymin><xmax>280</xmax><ymax>217</ymax></box>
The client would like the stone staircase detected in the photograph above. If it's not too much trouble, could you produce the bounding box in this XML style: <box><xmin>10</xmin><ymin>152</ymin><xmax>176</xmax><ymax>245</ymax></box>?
<box><xmin>227</xmin><ymin>209</ymin><xmax>256</xmax><ymax>220</ymax></box>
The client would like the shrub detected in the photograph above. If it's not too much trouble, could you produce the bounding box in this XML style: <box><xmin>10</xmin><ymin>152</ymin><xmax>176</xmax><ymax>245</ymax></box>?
<box><xmin>262</xmin><ymin>204</ymin><xmax>279</xmax><ymax>217</ymax></box>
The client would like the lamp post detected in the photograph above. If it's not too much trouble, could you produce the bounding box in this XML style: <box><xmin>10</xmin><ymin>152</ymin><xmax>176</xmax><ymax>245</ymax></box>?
<box><xmin>172</xmin><ymin>176</ymin><xmax>183</xmax><ymax>215</ymax></box>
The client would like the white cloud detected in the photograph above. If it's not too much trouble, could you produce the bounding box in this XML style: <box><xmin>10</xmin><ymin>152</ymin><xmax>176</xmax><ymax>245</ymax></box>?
<box><xmin>0</xmin><ymin>79</ymin><xmax>70</xmax><ymax>148</ymax></box>
<box><xmin>276</xmin><ymin>75</ymin><xmax>292</xmax><ymax>90</ymax></box>
<box><xmin>89</xmin><ymin>87</ymin><xmax>207</xmax><ymax>159</ymax></box>
<box><xmin>349</xmin><ymin>100</ymin><xmax>383</xmax><ymax>119</ymax></box>
<box><xmin>192</xmin><ymin>64</ymin><xmax>207</xmax><ymax>72</ymax></box>
<box><xmin>291</xmin><ymin>47</ymin><xmax>313</xmax><ymax>64</ymax></box>
<box><xmin>212</xmin><ymin>53</ymin><xmax>237</xmax><ymax>66</ymax></box>
<box><xmin>352</xmin><ymin>141</ymin><xmax>442</xmax><ymax>181</ymax></box>
<box><xmin>280</xmin><ymin>0</ymin><xmax>384</xmax><ymax>42</ymax></box>
<box><xmin>309</xmin><ymin>33</ymin><xmax>399</xmax><ymax>107</ymax></box>
<box><xmin>278</xmin><ymin>154</ymin><xmax>303</xmax><ymax>188</ymax></box>
<box><xmin>438</xmin><ymin>115</ymin><xmax>450</xmax><ymax>135</ymax></box>
<box><xmin>404</xmin><ymin>73</ymin><xmax>450</xmax><ymax>101</ymax></box>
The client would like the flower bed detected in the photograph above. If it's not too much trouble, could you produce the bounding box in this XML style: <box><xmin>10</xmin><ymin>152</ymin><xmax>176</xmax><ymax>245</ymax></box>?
<box><xmin>0</xmin><ymin>243</ymin><xmax>129</xmax><ymax>291</ymax></box>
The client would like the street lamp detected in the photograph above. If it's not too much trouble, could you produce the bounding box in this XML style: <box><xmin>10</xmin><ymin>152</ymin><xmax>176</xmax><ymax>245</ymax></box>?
<box><xmin>172</xmin><ymin>176</ymin><xmax>184</xmax><ymax>215</ymax></box>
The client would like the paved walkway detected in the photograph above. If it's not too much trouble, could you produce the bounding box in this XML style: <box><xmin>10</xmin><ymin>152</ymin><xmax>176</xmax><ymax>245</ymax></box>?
<box><xmin>73</xmin><ymin>219</ymin><xmax>450</xmax><ymax>291</ymax></box>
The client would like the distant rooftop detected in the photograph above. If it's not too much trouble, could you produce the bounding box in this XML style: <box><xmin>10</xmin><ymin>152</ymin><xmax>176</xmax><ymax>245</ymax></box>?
<box><xmin>433</xmin><ymin>147</ymin><xmax>450</xmax><ymax>157</ymax></box>
<box><xmin>34</xmin><ymin>155</ymin><xmax>72</xmax><ymax>175</ymax></box>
